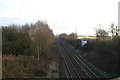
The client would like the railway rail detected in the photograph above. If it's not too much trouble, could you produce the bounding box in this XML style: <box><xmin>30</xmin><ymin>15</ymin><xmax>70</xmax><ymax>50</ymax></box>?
<box><xmin>56</xmin><ymin>37</ymin><xmax>108</xmax><ymax>80</ymax></box>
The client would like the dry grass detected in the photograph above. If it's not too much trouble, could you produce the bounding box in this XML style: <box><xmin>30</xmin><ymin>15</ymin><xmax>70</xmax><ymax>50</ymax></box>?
<box><xmin>2</xmin><ymin>44</ymin><xmax>59</xmax><ymax>78</ymax></box>
<box><xmin>2</xmin><ymin>56</ymin><xmax>50</xmax><ymax>78</ymax></box>
<box><xmin>77</xmin><ymin>36</ymin><xmax>97</xmax><ymax>40</ymax></box>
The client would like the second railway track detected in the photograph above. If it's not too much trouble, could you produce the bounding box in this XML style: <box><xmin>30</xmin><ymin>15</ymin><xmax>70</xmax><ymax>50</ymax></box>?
<box><xmin>56</xmin><ymin>37</ymin><xmax>107</xmax><ymax>80</ymax></box>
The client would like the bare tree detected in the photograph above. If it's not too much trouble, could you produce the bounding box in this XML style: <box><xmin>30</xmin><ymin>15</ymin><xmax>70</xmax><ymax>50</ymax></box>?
<box><xmin>108</xmin><ymin>23</ymin><xmax>119</xmax><ymax>38</ymax></box>
<box><xmin>68</xmin><ymin>33</ymin><xmax>77</xmax><ymax>39</ymax></box>
<box><xmin>30</xmin><ymin>21</ymin><xmax>55</xmax><ymax>59</ymax></box>
<box><xmin>95</xmin><ymin>27</ymin><xmax>108</xmax><ymax>40</ymax></box>
<box><xmin>108</xmin><ymin>23</ymin><xmax>116</xmax><ymax>38</ymax></box>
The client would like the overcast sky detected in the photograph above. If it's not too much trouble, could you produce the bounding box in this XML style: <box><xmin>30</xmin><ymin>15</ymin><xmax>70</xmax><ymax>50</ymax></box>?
<box><xmin>0</xmin><ymin>0</ymin><xmax>119</xmax><ymax>36</ymax></box>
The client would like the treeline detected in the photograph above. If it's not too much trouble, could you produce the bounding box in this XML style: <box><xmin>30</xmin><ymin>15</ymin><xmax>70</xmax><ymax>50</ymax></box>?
<box><xmin>2</xmin><ymin>21</ymin><xmax>55</xmax><ymax>58</ymax></box>
<box><xmin>59</xmin><ymin>23</ymin><xmax>119</xmax><ymax>57</ymax></box>
<box><xmin>59</xmin><ymin>33</ymin><xmax>80</xmax><ymax>48</ymax></box>
<box><xmin>84</xmin><ymin>23</ymin><xmax>119</xmax><ymax>57</ymax></box>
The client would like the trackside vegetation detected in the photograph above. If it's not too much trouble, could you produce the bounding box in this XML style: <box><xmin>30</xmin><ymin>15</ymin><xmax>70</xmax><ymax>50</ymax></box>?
<box><xmin>2</xmin><ymin>21</ymin><xmax>55</xmax><ymax>58</ymax></box>
<box><xmin>2</xmin><ymin>21</ymin><xmax>58</xmax><ymax>78</ymax></box>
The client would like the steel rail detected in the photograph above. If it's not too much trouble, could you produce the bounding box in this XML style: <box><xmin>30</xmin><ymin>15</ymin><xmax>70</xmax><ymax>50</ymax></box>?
<box><xmin>59</xmin><ymin>40</ymin><xmax>92</xmax><ymax>79</ymax></box>
<box><xmin>58</xmin><ymin>39</ymin><xmax>82</xmax><ymax>79</ymax></box>
<box><xmin>56</xmin><ymin>39</ymin><xmax>73</xmax><ymax>79</ymax></box>
<box><xmin>61</xmin><ymin>39</ymin><xmax>101</xmax><ymax>80</ymax></box>
<box><xmin>58</xmin><ymin>39</ymin><xmax>77</xmax><ymax>80</ymax></box>
<box><xmin>74</xmin><ymin>54</ymin><xmax>101</xmax><ymax>79</ymax></box>
<box><xmin>66</xmin><ymin>44</ymin><xmax>101</xmax><ymax>79</ymax></box>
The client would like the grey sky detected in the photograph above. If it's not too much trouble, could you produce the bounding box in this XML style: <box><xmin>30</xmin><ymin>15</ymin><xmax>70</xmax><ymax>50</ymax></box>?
<box><xmin>0</xmin><ymin>0</ymin><xmax>119</xmax><ymax>35</ymax></box>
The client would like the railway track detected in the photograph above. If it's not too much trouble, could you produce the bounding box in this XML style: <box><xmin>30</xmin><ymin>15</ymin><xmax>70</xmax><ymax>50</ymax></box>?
<box><xmin>56</xmin><ymin>37</ymin><xmax>108</xmax><ymax>80</ymax></box>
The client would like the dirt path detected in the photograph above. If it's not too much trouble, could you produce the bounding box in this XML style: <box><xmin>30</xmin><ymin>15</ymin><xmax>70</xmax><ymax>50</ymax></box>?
<box><xmin>45</xmin><ymin>60</ymin><xmax>59</xmax><ymax>78</ymax></box>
